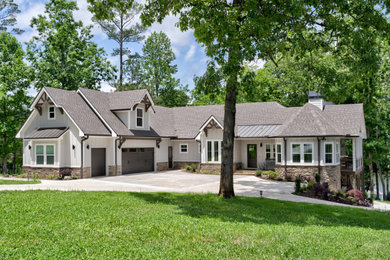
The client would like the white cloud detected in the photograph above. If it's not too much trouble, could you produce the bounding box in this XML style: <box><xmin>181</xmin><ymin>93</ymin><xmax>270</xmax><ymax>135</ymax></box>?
<box><xmin>74</xmin><ymin>0</ymin><xmax>106</xmax><ymax>38</ymax></box>
<box><xmin>15</xmin><ymin>1</ymin><xmax>45</xmax><ymax>30</ymax></box>
<box><xmin>185</xmin><ymin>45</ymin><xmax>196</xmax><ymax>61</ymax></box>
<box><xmin>100</xmin><ymin>82</ymin><xmax>115</xmax><ymax>92</ymax></box>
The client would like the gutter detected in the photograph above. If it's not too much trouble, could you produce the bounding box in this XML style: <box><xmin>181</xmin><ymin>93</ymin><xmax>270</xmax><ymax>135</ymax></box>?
<box><xmin>80</xmin><ymin>135</ymin><xmax>89</xmax><ymax>178</ymax></box>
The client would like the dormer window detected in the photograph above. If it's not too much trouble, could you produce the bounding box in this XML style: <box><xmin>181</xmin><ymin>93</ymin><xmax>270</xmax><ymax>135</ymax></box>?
<box><xmin>136</xmin><ymin>108</ymin><xmax>143</xmax><ymax>128</ymax></box>
<box><xmin>48</xmin><ymin>106</ymin><xmax>55</xmax><ymax>120</ymax></box>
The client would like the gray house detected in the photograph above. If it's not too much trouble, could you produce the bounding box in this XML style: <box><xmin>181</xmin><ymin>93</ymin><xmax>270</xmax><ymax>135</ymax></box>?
<box><xmin>17</xmin><ymin>87</ymin><xmax>366</xmax><ymax>191</ymax></box>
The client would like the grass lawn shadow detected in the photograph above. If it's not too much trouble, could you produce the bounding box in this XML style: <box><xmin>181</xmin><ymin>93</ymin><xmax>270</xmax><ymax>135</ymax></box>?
<box><xmin>131</xmin><ymin>192</ymin><xmax>390</xmax><ymax>231</ymax></box>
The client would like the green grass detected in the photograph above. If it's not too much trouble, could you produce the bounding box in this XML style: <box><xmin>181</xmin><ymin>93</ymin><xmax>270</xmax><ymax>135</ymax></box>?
<box><xmin>0</xmin><ymin>180</ymin><xmax>41</xmax><ymax>185</ymax></box>
<box><xmin>0</xmin><ymin>191</ymin><xmax>389</xmax><ymax>259</ymax></box>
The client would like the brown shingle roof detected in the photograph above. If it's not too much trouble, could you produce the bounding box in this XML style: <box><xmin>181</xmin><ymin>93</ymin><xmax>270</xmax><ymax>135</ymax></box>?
<box><xmin>44</xmin><ymin>87</ymin><xmax>111</xmax><ymax>136</ymax></box>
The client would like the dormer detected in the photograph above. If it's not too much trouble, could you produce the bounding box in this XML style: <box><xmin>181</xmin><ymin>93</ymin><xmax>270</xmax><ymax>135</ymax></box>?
<box><xmin>111</xmin><ymin>89</ymin><xmax>155</xmax><ymax>131</ymax></box>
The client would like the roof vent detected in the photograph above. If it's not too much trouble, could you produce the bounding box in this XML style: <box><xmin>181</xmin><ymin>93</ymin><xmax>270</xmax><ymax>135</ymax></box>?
<box><xmin>308</xmin><ymin>91</ymin><xmax>324</xmax><ymax>110</ymax></box>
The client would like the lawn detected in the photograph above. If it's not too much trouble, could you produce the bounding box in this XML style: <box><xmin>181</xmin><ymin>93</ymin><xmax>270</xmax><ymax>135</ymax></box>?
<box><xmin>0</xmin><ymin>191</ymin><xmax>389</xmax><ymax>259</ymax></box>
<box><xmin>0</xmin><ymin>180</ymin><xmax>41</xmax><ymax>185</ymax></box>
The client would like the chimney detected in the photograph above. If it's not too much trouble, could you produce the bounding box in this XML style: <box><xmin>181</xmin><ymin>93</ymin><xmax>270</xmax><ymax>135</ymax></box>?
<box><xmin>308</xmin><ymin>91</ymin><xmax>324</xmax><ymax>110</ymax></box>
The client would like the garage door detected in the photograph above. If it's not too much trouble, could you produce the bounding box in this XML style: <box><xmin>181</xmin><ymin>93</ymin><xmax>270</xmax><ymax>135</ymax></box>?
<box><xmin>122</xmin><ymin>148</ymin><xmax>154</xmax><ymax>174</ymax></box>
<box><xmin>91</xmin><ymin>148</ymin><xmax>106</xmax><ymax>177</ymax></box>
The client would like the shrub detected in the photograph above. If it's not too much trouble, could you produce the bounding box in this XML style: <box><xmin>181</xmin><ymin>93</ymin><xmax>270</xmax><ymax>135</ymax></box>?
<box><xmin>48</xmin><ymin>174</ymin><xmax>54</xmax><ymax>180</ymax></box>
<box><xmin>315</xmin><ymin>173</ymin><xmax>321</xmax><ymax>183</ymax></box>
<box><xmin>72</xmin><ymin>176</ymin><xmax>78</xmax><ymax>180</ymax></box>
<box><xmin>57</xmin><ymin>176</ymin><xmax>63</xmax><ymax>180</ymax></box>
<box><xmin>255</xmin><ymin>170</ymin><xmax>262</xmax><ymax>177</ymax></box>
<box><xmin>268</xmin><ymin>171</ymin><xmax>278</xmax><ymax>180</ymax></box>
<box><xmin>307</xmin><ymin>181</ymin><xmax>315</xmax><ymax>190</ymax></box>
<box><xmin>185</xmin><ymin>165</ymin><xmax>192</xmax><ymax>171</ymax></box>
<box><xmin>314</xmin><ymin>182</ymin><xmax>330</xmax><ymax>200</ymax></box>
<box><xmin>195</xmin><ymin>169</ymin><xmax>199</xmax><ymax>173</ymax></box>
<box><xmin>295</xmin><ymin>177</ymin><xmax>301</xmax><ymax>193</ymax></box>
<box><xmin>300</xmin><ymin>185</ymin><xmax>307</xmax><ymax>193</ymax></box>
<box><xmin>190</xmin><ymin>164</ymin><xmax>197</xmax><ymax>172</ymax></box>
<box><xmin>32</xmin><ymin>173</ymin><xmax>40</xmax><ymax>180</ymax></box>
<box><xmin>347</xmin><ymin>189</ymin><xmax>364</xmax><ymax>202</ymax></box>
<box><xmin>277</xmin><ymin>177</ymin><xmax>283</xmax><ymax>181</ymax></box>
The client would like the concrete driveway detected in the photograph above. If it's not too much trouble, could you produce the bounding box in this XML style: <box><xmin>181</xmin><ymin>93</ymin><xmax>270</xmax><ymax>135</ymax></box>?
<box><xmin>1</xmin><ymin>170</ymin><xmax>389</xmax><ymax>211</ymax></box>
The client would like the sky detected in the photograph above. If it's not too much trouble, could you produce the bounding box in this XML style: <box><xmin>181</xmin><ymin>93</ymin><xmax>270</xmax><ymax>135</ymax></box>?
<box><xmin>13</xmin><ymin>0</ymin><xmax>210</xmax><ymax>95</ymax></box>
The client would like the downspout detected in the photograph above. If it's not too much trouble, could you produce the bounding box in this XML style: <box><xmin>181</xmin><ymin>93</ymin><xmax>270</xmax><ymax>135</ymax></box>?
<box><xmin>283</xmin><ymin>138</ymin><xmax>287</xmax><ymax>172</ymax></box>
<box><xmin>317</xmin><ymin>137</ymin><xmax>321</xmax><ymax>176</ymax></box>
<box><xmin>80</xmin><ymin>135</ymin><xmax>89</xmax><ymax>179</ymax></box>
<box><xmin>115</xmin><ymin>138</ymin><xmax>120</xmax><ymax>176</ymax></box>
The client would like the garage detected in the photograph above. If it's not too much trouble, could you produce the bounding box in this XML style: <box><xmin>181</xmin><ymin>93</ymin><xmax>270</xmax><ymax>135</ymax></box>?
<box><xmin>122</xmin><ymin>148</ymin><xmax>154</xmax><ymax>174</ymax></box>
<box><xmin>91</xmin><ymin>148</ymin><xmax>106</xmax><ymax>177</ymax></box>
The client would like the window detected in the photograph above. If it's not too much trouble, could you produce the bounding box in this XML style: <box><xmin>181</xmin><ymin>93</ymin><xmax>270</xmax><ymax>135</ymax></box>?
<box><xmin>304</xmin><ymin>144</ymin><xmax>313</xmax><ymax>163</ymax></box>
<box><xmin>207</xmin><ymin>140</ymin><xmax>221</xmax><ymax>162</ymax></box>
<box><xmin>48</xmin><ymin>106</ymin><xmax>55</xmax><ymax>119</ymax></box>
<box><xmin>136</xmin><ymin>108</ymin><xmax>143</xmax><ymax>127</ymax></box>
<box><xmin>273</xmin><ymin>144</ymin><xmax>276</xmax><ymax>159</ymax></box>
<box><xmin>292</xmin><ymin>144</ymin><xmax>301</xmax><ymax>163</ymax></box>
<box><xmin>266</xmin><ymin>144</ymin><xmax>271</xmax><ymax>159</ymax></box>
<box><xmin>207</xmin><ymin>141</ymin><xmax>212</xmax><ymax>161</ymax></box>
<box><xmin>180</xmin><ymin>144</ymin><xmax>188</xmax><ymax>153</ymax></box>
<box><xmin>291</xmin><ymin>143</ymin><xmax>313</xmax><ymax>164</ymax></box>
<box><xmin>325</xmin><ymin>143</ymin><xmax>333</xmax><ymax>164</ymax></box>
<box><xmin>36</xmin><ymin>145</ymin><xmax>44</xmax><ymax>165</ymax></box>
<box><xmin>276</xmin><ymin>144</ymin><xmax>282</xmax><ymax>163</ymax></box>
<box><xmin>36</xmin><ymin>144</ymin><xmax>55</xmax><ymax>165</ymax></box>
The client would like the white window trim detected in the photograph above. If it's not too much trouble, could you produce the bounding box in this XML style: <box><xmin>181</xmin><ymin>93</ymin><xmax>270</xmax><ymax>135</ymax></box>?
<box><xmin>180</xmin><ymin>143</ymin><xmax>188</xmax><ymax>153</ymax></box>
<box><xmin>135</xmin><ymin>107</ymin><xmax>144</xmax><ymax>128</ymax></box>
<box><xmin>324</xmin><ymin>142</ymin><xmax>334</xmax><ymax>165</ymax></box>
<box><xmin>206</xmin><ymin>140</ymin><xmax>222</xmax><ymax>163</ymax></box>
<box><xmin>276</xmin><ymin>143</ymin><xmax>282</xmax><ymax>164</ymax></box>
<box><xmin>35</xmin><ymin>144</ymin><xmax>56</xmax><ymax>166</ymax></box>
<box><xmin>48</xmin><ymin>105</ymin><xmax>56</xmax><ymax>120</ymax></box>
<box><xmin>290</xmin><ymin>142</ymin><xmax>315</xmax><ymax>165</ymax></box>
<box><xmin>265</xmin><ymin>143</ymin><xmax>272</xmax><ymax>159</ymax></box>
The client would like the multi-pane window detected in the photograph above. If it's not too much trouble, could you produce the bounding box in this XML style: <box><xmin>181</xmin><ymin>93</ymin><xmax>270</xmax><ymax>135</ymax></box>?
<box><xmin>273</xmin><ymin>144</ymin><xmax>276</xmax><ymax>159</ymax></box>
<box><xmin>304</xmin><ymin>144</ymin><xmax>313</xmax><ymax>163</ymax></box>
<box><xmin>291</xmin><ymin>143</ymin><xmax>313</xmax><ymax>164</ymax></box>
<box><xmin>136</xmin><ymin>108</ymin><xmax>143</xmax><ymax>127</ymax></box>
<box><xmin>180</xmin><ymin>144</ymin><xmax>188</xmax><ymax>153</ymax></box>
<box><xmin>266</xmin><ymin>144</ymin><xmax>271</xmax><ymax>159</ymax></box>
<box><xmin>292</xmin><ymin>144</ymin><xmax>301</xmax><ymax>163</ymax></box>
<box><xmin>48</xmin><ymin>106</ymin><xmax>55</xmax><ymax>119</ymax></box>
<box><xmin>325</xmin><ymin>143</ymin><xmax>333</xmax><ymax>164</ymax></box>
<box><xmin>207</xmin><ymin>140</ymin><xmax>221</xmax><ymax>162</ymax></box>
<box><xmin>276</xmin><ymin>144</ymin><xmax>282</xmax><ymax>163</ymax></box>
<box><xmin>36</xmin><ymin>145</ymin><xmax>55</xmax><ymax>165</ymax></box>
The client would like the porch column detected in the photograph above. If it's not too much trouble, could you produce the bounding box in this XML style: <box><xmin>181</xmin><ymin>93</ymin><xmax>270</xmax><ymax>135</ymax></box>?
<box><xmin>317</xmin><ymin>137</ymin><xmax>321</xmax><ymax>175</ymax></box>
<box><xmin>283</xmin><ymin>138</ymin><xmax>287</xmax><ymax>171</ymax></box>
<box><xmin>352</xmin><ymin>138</ymin><xmax>356</xmax><ymax>172</ymax></box>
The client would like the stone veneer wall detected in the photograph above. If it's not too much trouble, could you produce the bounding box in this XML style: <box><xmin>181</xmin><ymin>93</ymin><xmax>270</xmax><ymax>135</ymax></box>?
<box><xmin>174</xmin><ymin>161</ymin><xmax>200</xmax><ymax>170</ymax></box>
<box><xmin>275</xmin><ymin>165</ymin><xmax>341</xmax><ymax>191</ymax></box>
<box><xmin>22</xmin><ymin>167</ymin><xmax>91</xmax><ymax>179</ymax></box>
<box><xmin>157</xmin><ymin>162</ymin><xmax>169</xmax><ymax>171</ymax></box>
<box><xmin>108</xmin><ymin>165</ymin><xmax>121</xmax><ymax>176</ymax></box>
<box><xmin>200</xmin><ymin>163</ymin><xmax>242</xmax><ymax>173</ymax></box>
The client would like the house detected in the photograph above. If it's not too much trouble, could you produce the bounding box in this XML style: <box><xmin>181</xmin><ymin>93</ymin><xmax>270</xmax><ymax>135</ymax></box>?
<box><xmin>17</xmin><ymin>88</ymin><xmax>366</xmax><ymax>191</ymax></box>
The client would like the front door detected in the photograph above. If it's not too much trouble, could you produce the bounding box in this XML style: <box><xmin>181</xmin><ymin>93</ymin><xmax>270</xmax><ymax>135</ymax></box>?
<box><xmin>168</xmin><ymin>146</ymin><xmax>173</xmax><ymax>168</ymax></box>
<box><xmin>91</xmin><ymin>148</ymin><xmax>106</xmax><ymax>177</ymax></box>
<box><xmin>247</xmin><ymin>144</ymin><xmax>257</xmax><ymax>168</ymax></box>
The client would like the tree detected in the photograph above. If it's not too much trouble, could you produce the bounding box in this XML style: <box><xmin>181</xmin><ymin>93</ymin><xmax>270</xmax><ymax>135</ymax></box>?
<box><xmin>89</xmin><ymin>1</ymin><xmax>146</xmax><ymax>90</ymax></box>
<box><xmin>140</xmin><ymin>0</ymin><xmax>390</xmax><ymax>198</ymax></box>
<box><xmin>142</xmin><ymin>31</ymin><xmax>188</xmax><ymax>106</ymax></box>
<box><xmin>0</xmin><ymin>0</ymin><xmax>22</xmax><ymax>34</ymax></box>
<box><xmin>26</xmin><ymin>0</ymin><xmax>115</xmax><ymax>91</ymax></box>
<box><xmin>122</xmin><ymin>52</ymin><xmax>144</xmax><ymax>90</ymax></box>
<box><xmin>0</xmin><ymin>32</ymin><xmax>30</xmax><ymax>174</ymax></box>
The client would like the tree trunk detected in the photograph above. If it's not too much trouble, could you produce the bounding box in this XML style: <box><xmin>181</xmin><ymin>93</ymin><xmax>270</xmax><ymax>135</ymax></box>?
<box><xmin>368</xmin><ymin>153</ymin><xmax>374</xmax><ymax>201</ymax></box>
<box><xmin>119</xmin><ymin>14</ymin><xmax>124</xmax><ymax>91</ymax></box>
<box><xmin>387</xmin><ymin>171</ymin><xmax>389</xmax><ymax>201</ymax></box>
<box><xmin>375</xmin><ymin>169</ymin><xmax>380</xmax><ymax>200</ymax></box>
<box><xmin>376</xmin><ymin>160</ymin><xmax>386</xmax><ymax>200</ymax></box>
<box><xmin>2</xmin><ymin>156</ymin><xmax>7</xmax><ymax>175</ymax></box>
<box><xmin>219</xmin><ymin>64</ymin><xmax>238</xmax><ymax>199</ymax></box>
<box><xmin>12</xmin><ymin>151</ymin><xmax>16</xmax><ymax>175</ymax></box>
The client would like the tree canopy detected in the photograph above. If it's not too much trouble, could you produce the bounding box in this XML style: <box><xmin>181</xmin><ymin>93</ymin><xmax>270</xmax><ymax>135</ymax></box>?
<box><xmin>27</xmin><ymin>0</ymin><xmax>116</xmax><ymax>91</ymax></box>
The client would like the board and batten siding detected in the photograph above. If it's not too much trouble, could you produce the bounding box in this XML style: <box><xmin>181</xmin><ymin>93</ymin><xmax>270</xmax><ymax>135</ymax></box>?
<box><xmin>128</xmin><ymin>103</ymin><xmax>151</xmax><ymax>131</ymax></box>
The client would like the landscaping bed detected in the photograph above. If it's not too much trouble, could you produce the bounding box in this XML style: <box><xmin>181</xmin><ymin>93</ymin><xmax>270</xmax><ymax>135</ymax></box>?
<box><xmin>0</xmin><ymin>191</ymin><xmax>389</xmax><ymax>259</ymax></box>
<box><xmin>294</xmin><ymin>175</ymin><xmax>371</xmax><ymax>207</ymax></box>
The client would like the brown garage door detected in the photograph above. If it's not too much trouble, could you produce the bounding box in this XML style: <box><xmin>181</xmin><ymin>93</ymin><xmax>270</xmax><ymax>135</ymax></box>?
<box><xmin>91</xmin><ymin>148</ymin><xmax>106</xmax><ymax>177</ymax></box>
<box><xmin>122</xmin><ymin>148</ymin><xmax>154</xmax><ymax>174</ymax></box>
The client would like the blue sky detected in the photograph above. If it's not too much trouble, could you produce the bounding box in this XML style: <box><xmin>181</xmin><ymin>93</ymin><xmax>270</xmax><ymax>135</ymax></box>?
<box><xmin>14</xmin><ymin>0</ymin><xmax>210</xmax><ymax>94</ymax></box>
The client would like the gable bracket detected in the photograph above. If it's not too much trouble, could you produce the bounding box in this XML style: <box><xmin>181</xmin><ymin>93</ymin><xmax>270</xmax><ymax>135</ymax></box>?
<box><xmin>35</xmin><ymin>105</ymin><xmax>42</xmax><ymax>116</ymax></box>
<box><xmin>59</xmin><ymin>108</ymin><xmax>64</xmax><ymax>114</ymax></box>
<box><xmin>118</xmin><ymin>137</ymin><xmax>126</xmax><ymax>149</ymax></box>
<box><xmin>156</xmin><ymin>139</ymin><xmax>161</xmax><ymax>148</ymax></box>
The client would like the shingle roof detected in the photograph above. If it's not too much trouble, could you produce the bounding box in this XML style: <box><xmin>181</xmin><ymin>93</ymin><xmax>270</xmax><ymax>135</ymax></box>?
<box><xmin>25</xmin><ymin>127</ymin><xmax>68</xmax><ymax>139</ymax></box>
<box><xmin>42</xmin><ymin>87</ymin><xmax>366</xmax><ymax>139</ymax></box>
<box><xmin>270</xmin><ymin>103</ymin><xmax>342</xmax><ymax>137</ymax></box>
<box><xmin>44</xmin><ymin>87</ymin><xmax>111</xmax><ymax>136</ymax></box>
